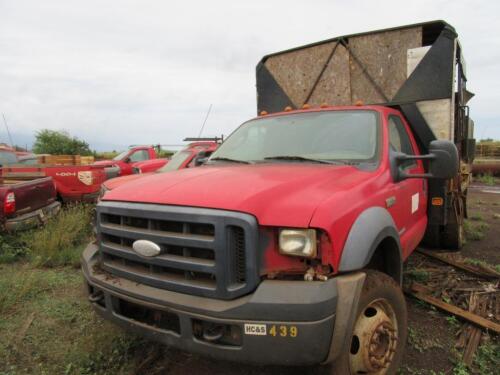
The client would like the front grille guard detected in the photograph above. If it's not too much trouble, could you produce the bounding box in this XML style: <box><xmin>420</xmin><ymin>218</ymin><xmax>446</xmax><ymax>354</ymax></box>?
<box><xmin>96</xmin><ymin>201</ymin><xmax>259</xmax><ymax>300</ymax></box>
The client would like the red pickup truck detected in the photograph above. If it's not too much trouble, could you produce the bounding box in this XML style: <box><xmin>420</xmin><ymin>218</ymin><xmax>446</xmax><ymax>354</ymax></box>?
<box><xmin>0</xmin><ymin>150</ymin><xmax>60</xmax><ymax>231</ymax></box>
<box><xmin>99</xmin><ymin>140</ymin><xmax>220</xmax><ymax>195</ymax></box>
<box><xmin>1</xmin><ymin>155</ymin><xmax>107</xmax><ymax>202</ymax></box>
<box><xmin>93</xmin><ymin>145</ymin><xmax>168</xmax><ymax>178</ymax></box>
<box><xmin>83</xmin><ymin>21</ymin><xmax>473</xmax><ymax>373</ymax></box>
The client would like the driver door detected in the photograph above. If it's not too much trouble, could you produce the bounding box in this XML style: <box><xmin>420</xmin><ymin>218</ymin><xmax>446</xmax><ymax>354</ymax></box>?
<box><xmin>387</xmin><ymin>115</ymin><xmax>427</xmax><ymax>257</ymax></box>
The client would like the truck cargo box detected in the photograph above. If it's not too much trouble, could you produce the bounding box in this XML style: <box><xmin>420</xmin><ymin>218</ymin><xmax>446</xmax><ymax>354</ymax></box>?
<box><xmin>257</xmin><ymin>20</ymin><xmax>474</xmax><ymax>160</ymax></box>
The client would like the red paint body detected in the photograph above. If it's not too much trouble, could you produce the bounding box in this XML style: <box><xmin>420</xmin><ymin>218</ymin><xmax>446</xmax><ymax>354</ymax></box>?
<box><xmin>1</xmin><ymin>164</ymin><xmax>106</xmax><ymax>202</ymax></box>
<box><xmin>102</xmin><ymin>141</ymin><xmax>219</xmax><ymax>191</ymax></box>
<box><xmin>1</xmin><ymin>147</ymin><xmax>107</xmax><ymax>202</ymax></box>
<box><xmin>93</xmin><ymin>146</ymin><xmax>167</xmax><ymax>176</ymax></box>
<box><xmin>0</xmin><ymin>151</ymin><xmax>58</xmax><ymax>230</ymax></box>
<box><xmin>104</xmin><ymin>107</ymin><xmax>428</xmax><ymax>274</ymax></box>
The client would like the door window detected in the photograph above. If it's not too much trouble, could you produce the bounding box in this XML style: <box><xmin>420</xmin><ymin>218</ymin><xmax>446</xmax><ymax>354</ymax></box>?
<box><xmin>129</xmin><ymin>150</ymin><xmax>150</xmax><ymax>162</ymax></box>
<box><xmin>388</xmin><ymin>116</ymin><xmax>416</xmax><ymax>169</ymax></box>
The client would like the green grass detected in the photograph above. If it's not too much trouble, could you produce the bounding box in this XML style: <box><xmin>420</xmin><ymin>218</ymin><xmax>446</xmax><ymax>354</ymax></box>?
<box><xmin>1</xmin><ymin>204</ymin><xmax>94</xmax><ymax>268</ymax></box>
<box><xmin>0</xmin><ymin>264</ymin><xmax>145</xmax><ymax>375</ymax></box>
<box><xmin>469</xmin><ymin>213</ymin><xmax>484</xmax><ymax>221</ymax></box>
<box><xmin>0</xmin><ymin>235</ymin><xmax>28</xmax><ymax>264</ymax></box>
<box><xmin>475</xmin><ymin>173</ymin><xmax>497</xmax><ymax>186</ymax></box>
<box><xmin>21</xmin><ymin>204</ymin><xmax>94</xmax><ymax>267</ymax></box>
<box><xmin>463</xmin><ymin>220</ymin><xmax>489</xmax><ymax>241</ymax></box>
<box><xmin>474</xmin><ymin>342</ymin><xmax>500</xmax><ymax>375</ymax></box>
<box><xmin>405</xmin><ymin>269</ymin><xmax>431</xmax><ymax>283</ymax></box>
<box><xmin>445</xmin><ymin>316</ymin><xmax>460</xmax><ymax>330</ymax></box>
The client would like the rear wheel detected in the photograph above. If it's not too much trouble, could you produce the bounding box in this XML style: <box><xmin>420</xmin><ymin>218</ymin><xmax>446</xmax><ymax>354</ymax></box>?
<box><xmin>322</xmin><ymin>271</ymin><xmax>407</xmax><ymax>374</ymax></box>
<box><xmin>442</xmin><ymin>195</ymin><xmax>465</xmax><ymax>251</ymax></box>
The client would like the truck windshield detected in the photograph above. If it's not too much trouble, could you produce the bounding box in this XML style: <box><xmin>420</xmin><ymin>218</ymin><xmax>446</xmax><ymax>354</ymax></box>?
<box><xmin>0</xmin><ymin>151</ymin><xmax>19</xmax><ymax>165</ymax></box>
<box><xmin>113</xmin><ymin>151</ymin><xmax>129</xmax><ymax>161</ymax></box>
<box><xmin>210</xmin><ymin>110</ymin><xmax>380</xmax><ymax>165</ymax></box>
<box><xmin>157</xmin><ymin>151</ymin><xmax>192</xmax><ymax>172</ymax></box>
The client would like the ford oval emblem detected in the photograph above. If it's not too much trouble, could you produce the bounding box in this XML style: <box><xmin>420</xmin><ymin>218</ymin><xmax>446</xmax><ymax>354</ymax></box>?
<box><xmin>132</xmin><ymin>240</ymin><xmax>161</xmax><ymax>257</ymax></box>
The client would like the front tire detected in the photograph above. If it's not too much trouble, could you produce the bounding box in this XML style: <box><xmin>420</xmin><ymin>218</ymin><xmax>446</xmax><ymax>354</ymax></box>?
<box><xmin>323</xmin><ymin>271</ymin><xmax>407</xmax><ymax>374</ymax></box>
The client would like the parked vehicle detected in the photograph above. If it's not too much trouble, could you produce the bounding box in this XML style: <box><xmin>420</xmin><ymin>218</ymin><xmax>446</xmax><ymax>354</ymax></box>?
<box><xmin>93</xmin><ymin>145</ymin><xmax>168</xmax><ymax>178</ymax></box>
<box><xmin>99</xmin><ymin>139</ymin><xmax>220</xmax><ymax>196</ymax></box>
<box><xmin>1</xmin><ymin>150</ymin><xmax>60</xmax><ymax>231</ymax></box>
<box><xmin>83</xmin><ymin>21</ymin><xmax>473</xmax><ymax>373</ymax></box>
<box><xmin>1</xmin><ymin>150</ymin><xmax>107</xmax><ymax>203</ymax></box>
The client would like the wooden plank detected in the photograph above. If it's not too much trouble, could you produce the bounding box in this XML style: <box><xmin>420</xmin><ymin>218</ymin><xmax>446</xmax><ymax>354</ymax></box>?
<box><xmin>407</xmin><ymin>283</ymin><xmax>500</xmax><ymax>334</ymax></box>
<box><xmin>80</xmin><ymin>156</ymin><xmax>95</xmax><ymax>165</ymax></box>
<box><xmin>2</xmin><ymin>172</ymin><xmax>46</xmax><ymax>178</ymax></box>
<box><xmin>417</xmin><ymin>249</ymin><xmax>500</xmax><ymax>279</ymax></box>
<box><xmin>462</xmin><ymin>293</ymin><xmax>487</xmax><ymax>366</ymax></box>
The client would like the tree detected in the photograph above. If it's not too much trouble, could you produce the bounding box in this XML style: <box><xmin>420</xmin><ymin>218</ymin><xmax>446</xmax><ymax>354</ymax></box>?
<box><xmin>33</xmin><ymin>129</ymin><xmax>92</xmax><ymax>155</ymax></box>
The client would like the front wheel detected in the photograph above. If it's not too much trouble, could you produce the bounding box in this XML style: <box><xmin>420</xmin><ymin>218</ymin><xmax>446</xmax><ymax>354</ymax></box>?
<box><xmin>322</xmin><ymin>271</ymin><xmax>408</xmax><ymax>374</ymax></box>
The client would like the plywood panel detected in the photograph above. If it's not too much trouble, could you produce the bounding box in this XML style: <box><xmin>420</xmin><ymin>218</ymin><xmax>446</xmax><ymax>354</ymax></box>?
<box><xmin>309</xmin><ymin>44</ymin><xmax>351</xmax><ymax>106</ymax></box>
<box><xmin>265</xmin><ymin>41</ymin><xmax>338</xmax><ymax>107</ymax></box>
<box><xmin>349</xmin><ymin>27</ymin><xmax>422</xmax><ymax>104</ymax></box>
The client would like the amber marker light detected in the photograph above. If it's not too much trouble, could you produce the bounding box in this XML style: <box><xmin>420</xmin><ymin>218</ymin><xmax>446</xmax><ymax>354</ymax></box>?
<box><xmin>284</xmin><ymin>106</ymin><xmax>293</xmax><ymax>112</ymax></box>
<box><xmin>320</xmin><ymin>103</ymin><xmax>328</xmax><ymax>108</ymax></box>
<box><xmin>355</xmin><ymin>100</ymin><xmax>364</xmax><ymax>106</ymax></box>
<box><xmin>302</xmin><ymin>104</ymin><xmax>311</xmax><ymax>109</ymax></box>
<box><xmin>431</xmin><ymin>197</ymin><xmax>444</xmax><ymax>206</ymax></box>
<box><xmin>260</xmin><ymin>110</ymin><xmax>268</xmax><ymax>116</ymax></box>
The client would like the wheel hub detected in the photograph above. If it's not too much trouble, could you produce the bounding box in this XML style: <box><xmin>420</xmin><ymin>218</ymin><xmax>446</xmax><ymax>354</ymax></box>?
<box><xmin>349</xmin><ymin>300</ymin><xmax>398</xmax><ymax>374</ymax></box>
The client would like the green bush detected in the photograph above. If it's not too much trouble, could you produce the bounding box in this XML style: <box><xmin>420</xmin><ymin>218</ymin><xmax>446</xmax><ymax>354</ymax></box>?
<box><xmin>22</xmin><ymin>204</ymin><xmax>94</xmax><ymax>267</ymax></box>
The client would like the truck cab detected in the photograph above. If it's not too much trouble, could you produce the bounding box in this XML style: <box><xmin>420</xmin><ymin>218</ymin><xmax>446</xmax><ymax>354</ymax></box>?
<box><xmin>82</xmin><ymin>21</ymin><xmax>468</xmax><ymax>373</ymax></box>
<box><xmin>98</xmin><ymin>140</ymin><xmax>220</xmax><ymax>195</ymax></box>
<box><xmin>93</xmin><ymin>145</ymin><xmax>167</xmax><ymax>177</ymax></box>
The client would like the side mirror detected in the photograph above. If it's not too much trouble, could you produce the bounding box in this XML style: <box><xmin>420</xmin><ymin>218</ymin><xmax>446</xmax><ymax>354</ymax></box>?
<box><xmin>194</xmin><ymin>151</ymin><xmax>209</xmax><ymax>166</ymax></box>
<box><xmin>124</xmin><ymin>157</ymin><xmax>131</xmax><ymax>163</ymax></box>
<box><xmin>391</xmin><ymin>140</ymin><xmax>459</xmax><ymax>182</ymax></box>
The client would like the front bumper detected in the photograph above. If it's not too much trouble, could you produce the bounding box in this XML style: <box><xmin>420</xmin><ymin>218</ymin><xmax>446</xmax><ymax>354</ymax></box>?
<box><xmin>82</xmin><ymin>243</ymin><xmax>364</xmax><ymax>366</ymax></box>
<box><xmin>5</xmin><ymin>201</ymin><xmax>61</xmax><ymax>232</ymax></box>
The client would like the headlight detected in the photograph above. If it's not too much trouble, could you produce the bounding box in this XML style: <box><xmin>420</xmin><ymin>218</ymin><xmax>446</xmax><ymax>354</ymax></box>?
<box><xmin>98</xmin><ymin>184</ymin><xmax>109</xmax><ymax>202</ymax></box>
<box><xmin>279</xmin><ymin>229</ymin><xmax>317</xmax><ymax>258</ymax></box>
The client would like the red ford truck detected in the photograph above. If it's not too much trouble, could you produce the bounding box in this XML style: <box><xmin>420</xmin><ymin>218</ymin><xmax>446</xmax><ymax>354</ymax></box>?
<box><xmin>99</xmin><ymin>139</ymin><xmax>220</xmax><ymax>196</ymax></box>
<box><xmin>0</xmin><ymin>149</ymin><xmax>60</xmax><ymax>231</ymax></box>
<box><xmin>1</xmin><ymin>163</ymin><xmax>106</xmax><ymax>203</ymax></box>
<box><xmin>93</xmin><ymin>145</ymin><xmax>168</xmax><ymax>178</ymax></box>
<box><xmin>82</xmin><ymin>21</ymin><xmax>473</xmax><ymax>373</ymax></box>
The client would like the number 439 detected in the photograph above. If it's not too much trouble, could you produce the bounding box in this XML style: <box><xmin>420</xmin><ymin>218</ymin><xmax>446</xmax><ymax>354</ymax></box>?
<box><xmin>268</xmin><ymin>325</ymin><xmax>298</xmax><ymax>338</ymax></box>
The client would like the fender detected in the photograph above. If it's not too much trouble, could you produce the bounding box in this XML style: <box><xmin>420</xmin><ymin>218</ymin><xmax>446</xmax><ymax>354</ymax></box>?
<box><xmin>338</xmin><ymin>206</ymin><xmax>403</xmax><ymax>284</ymax></box>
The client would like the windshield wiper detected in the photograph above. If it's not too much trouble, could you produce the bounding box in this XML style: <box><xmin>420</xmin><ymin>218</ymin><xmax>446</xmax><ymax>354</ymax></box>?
<box><xmin>263</xmin><ymin>156</ymin><xmax>342</xmax><ymax>165</ymax></box>
<box><xmin>210</xmin><ymin>157</ymin><xmax>250</xmax><ymax>164</ymax></box>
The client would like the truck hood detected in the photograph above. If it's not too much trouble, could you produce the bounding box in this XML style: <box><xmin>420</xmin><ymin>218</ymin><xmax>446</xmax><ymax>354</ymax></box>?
<box><xmin>104</xmin><ymin>173</ymin><xmax>153</xmax><ymax>190</ymax></box>
<box><xmin>104</xmin><ymin>164</ymin><xmax>373</xmax><ymax>227</ymax></box>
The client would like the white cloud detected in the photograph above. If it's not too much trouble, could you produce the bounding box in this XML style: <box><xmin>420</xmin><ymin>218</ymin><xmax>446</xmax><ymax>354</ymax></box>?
<box><xmin>0</xmin><ymin>0</ymin><xmax>499</xmax><ymax>150</ymax></box>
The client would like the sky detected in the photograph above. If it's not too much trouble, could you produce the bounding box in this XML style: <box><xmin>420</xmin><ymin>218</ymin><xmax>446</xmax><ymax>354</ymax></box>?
<box><xmin>0</xmin><ymin>0</ymin><xmax>499</xmax><ymax>151</ymax></box>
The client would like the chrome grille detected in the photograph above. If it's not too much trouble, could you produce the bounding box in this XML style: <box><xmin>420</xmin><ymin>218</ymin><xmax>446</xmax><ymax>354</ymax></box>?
<box><xmin>96</xmin><ymin>201</ymin><xmax>259</xmax><ymax>300</ymax></box>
